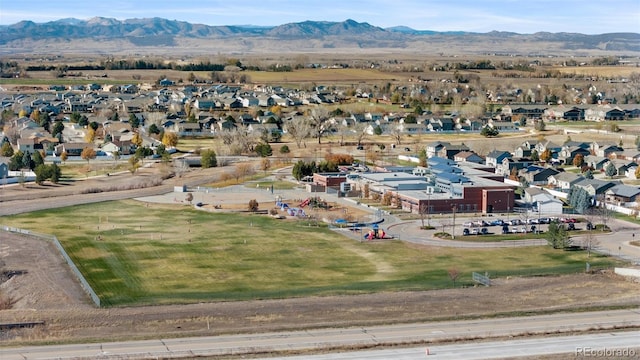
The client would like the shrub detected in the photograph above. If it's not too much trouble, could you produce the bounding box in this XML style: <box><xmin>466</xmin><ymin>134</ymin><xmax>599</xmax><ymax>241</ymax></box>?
<box><xmin>325</xmin><ymin>153</ymin><xmax>354</xmax><ymax>165</ymax></box>
<box><xmin>248</xmin><ymin>199</ymin><xmax>259</xmax><ymax>212</ymax></box>
<box><xmin>255</xmin><ymin>143</ymin><xmax>273</xmax><ymax>157</ymax></box>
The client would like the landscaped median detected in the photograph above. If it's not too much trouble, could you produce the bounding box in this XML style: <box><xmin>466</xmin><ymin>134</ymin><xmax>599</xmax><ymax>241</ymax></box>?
<box><xmin>2</xmin><ymin>199</ymin><xmax>623</xmax><ymax>307</ymax></box>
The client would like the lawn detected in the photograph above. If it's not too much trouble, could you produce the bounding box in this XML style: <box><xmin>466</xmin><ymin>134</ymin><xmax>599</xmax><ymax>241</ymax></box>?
<box><xmin>2</xmin><ymin>200</ymin><xmax>620</xmax><ymax>307</ymax></box>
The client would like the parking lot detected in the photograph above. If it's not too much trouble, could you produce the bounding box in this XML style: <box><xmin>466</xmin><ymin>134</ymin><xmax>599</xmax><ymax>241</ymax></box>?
<box><xmin>461</xmin><ymin>216</ymin><xmax>587</xmax><ymax>236</ymax></box>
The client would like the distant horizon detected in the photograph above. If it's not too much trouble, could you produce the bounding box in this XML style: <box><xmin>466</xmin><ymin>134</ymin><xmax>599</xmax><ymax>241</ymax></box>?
<box><xmin>2</xmin><ymin>0</ymin><xmax>639</xmax><ymax>34</ymax></box>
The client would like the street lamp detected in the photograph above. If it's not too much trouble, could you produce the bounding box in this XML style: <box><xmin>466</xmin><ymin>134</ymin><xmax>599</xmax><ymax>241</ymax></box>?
<box><xmin>427</xmin><ymin>191</ymin><xmax>432</xmax><ymax>227</ymax></box>
<box><xmin>506</xmin><ymin>189</ymin><xmax>511</xmax><ymax>222</ymax></box>
<box><xmin>451</xmin><ymin>204</ymin><xmax>457</xmax><ymax>239</ymax></box>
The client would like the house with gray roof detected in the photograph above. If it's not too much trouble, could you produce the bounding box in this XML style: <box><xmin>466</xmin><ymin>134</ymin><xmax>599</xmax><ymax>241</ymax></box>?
<box><xmin>486</xmin><ymin>150</ymin><xmax>512</xmax><ymax>168</ymax></box>
<box><xmin>523</xmin><ymin>187</ymin><xmax>563</xmax><ymax>214</ymax></box>
<box><xmin>606</xmin><ymin>184</ymin><xmax>640</xmax><ymax>205</ymax></box>
<box><xmin>573</xmin><ymin>178</ymin><xmax>618</xmax><ymax>198</ymax></box>
<box><xmin>519</xmin><ymin>166</ymin><xmax>560</xmax><ymax>186</ymax></box>
<box><xmin>548</xmin><ymin>172</ymin><xmax>584</xmax><ymax>191</ymax></box>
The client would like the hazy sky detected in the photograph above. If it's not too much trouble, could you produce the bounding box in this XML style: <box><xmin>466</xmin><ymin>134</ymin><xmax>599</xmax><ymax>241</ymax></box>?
<box><xmin>1</xmin><ymin>0</ymin><xmax>639</xmax><ymax>34</ymax></box>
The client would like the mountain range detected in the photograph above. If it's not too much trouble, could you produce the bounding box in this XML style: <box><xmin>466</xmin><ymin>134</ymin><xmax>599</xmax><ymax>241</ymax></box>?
<box><xmin>1</xmin><ymin>17</ymin><xmax>638</xmax><ymax>56</ymax></box>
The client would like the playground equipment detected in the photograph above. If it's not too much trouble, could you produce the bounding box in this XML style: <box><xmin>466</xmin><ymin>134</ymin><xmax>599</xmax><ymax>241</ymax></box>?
<box><xmin>276</xmin><ymin>200</ymin><xmax>290</xmax><ymax>210</ymax></box>
<box><xmin>363</xmin><ymin>223</ymin><xmax>392</xmax><ymax>240</ymax></box>
<box><xmin>287</xmin><ymin>208</ymin><xmax>306</xmax><ymax>217</ymax></box>
<box><xmin>299</xmin><ymin>198</ymin><xmax>311</xmax><ymax>207</ymax></box>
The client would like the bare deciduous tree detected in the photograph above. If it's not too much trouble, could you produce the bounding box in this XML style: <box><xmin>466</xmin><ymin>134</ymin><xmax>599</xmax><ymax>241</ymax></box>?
<box><xmin>390</xmin><ymin>124</ymin><xmax>403</xmax><ymax>145</ymax></box>
<box><xmin>286</xmin><ymin>118</ymin><xmax>312</xmax><ymax>148</ymax></box>
<box><xmin>173</xmin><ymin>158</ymin><xmax>189</xmax><ymax>178</ymax></box>
<box><xmin>233</xmin><ymin>162</ymin><xmax>255</xmax><ymax>183</ymax></box>
<box><xmin>582</xmin><ymin>232</ymin><xmax>600</xmax><ymax>258</ymax></box>
<box><xmin>448</xmin><ymin>268</ymin><xmax>461</xmax><ymax>286</ymax></box>
<box><xmin>309</xmin><ymin>107</ymin><xmax>332</xmax><ymax>144</ymax></box>
<box><xmin>353</xmin><ymin>121</ymin><xmax>369</xmax><ymax>146</ymax></box>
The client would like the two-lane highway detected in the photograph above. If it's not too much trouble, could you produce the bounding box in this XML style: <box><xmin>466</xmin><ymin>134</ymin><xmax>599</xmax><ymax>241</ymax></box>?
<box><xmin>3</xmin><ymin>308</ymin><xmax>639</xmax><ymax>359</ymax></box>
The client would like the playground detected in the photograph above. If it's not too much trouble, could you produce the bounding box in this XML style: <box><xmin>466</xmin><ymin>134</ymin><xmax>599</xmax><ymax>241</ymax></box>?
<box><xmin>137</xmin><ymin>186</ymin><xmax>373</xmax><ymax>224</ymax></box>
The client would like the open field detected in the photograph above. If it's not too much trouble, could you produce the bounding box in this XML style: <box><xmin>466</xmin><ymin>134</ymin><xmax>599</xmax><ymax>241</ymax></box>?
<box><xmin>2</xmin><ymin>199</ymin><xmax>620</xmax><ymax>307</ymax></box>
<box><xmin>553</xmin><ymin>65</ymin><xmax>640</xmax><ymax>77</ymax></box>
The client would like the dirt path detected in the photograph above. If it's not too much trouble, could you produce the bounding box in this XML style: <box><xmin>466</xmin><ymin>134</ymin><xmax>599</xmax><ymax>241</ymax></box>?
<box><xmin>0</xmin><ymin>166</ymin><xmax>226</xmax><ymax>216</ymax></box>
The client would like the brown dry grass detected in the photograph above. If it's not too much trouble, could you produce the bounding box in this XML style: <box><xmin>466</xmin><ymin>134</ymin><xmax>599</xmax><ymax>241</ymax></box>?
<box><xmin>553</xmin><ymin>66</ymin><xmax>640</xmax><ymax>77</ymax></box>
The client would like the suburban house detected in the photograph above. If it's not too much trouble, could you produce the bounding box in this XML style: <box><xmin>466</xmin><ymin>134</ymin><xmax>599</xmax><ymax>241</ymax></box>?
<box><xmin>498</xmin><ymin>157</ymin><xmax>534</xmax><ymax>177</ymax></box>
<box><xmin>591</xmin><ymin>143</ymin><xmax>623</xmax><ymax>158</ymax></box>
<box><xmin>17</xmin><ymin>138</ymin><xmax>35</xmax><ymax>153</ymax></box>
<box><xmin>558</xmin><ymin>146</ymin><xmax>591</xmax><ymax>165</ymax></box>
<box><xmin>102</xmin><ymin>140</ymin><xmax>134</xmax><ymax>155</ymax></box>
<box><xmin>519</xmin><ymin>166</ymin><xmax>560</xmax><ymax>186</ymax></box>
<box><xmin>548</xmin><ymin>172</ymin><xmax>584</xmax><ymax>191</ymax></box>
<box><xmin>0</xmin><ymin>158</ymin><xmax>8</xmax><ymax>179</ymax></box>
<box><xmin>625</xmin><ymin>164</ymin><xmax>638</xmax><ymax>179</ymax></box>
<box><xmin>453</xmin><ymin>151</ymin><xmax>484</xmax><ymax>164</ymax></box>
<box><xmin>585</xmin><ymin>155</ymin><xmax>609</xmax><ymax>170</ymax></box>
<box><xmin>605</xmin><ymin>184</ymin><xmax>640</xmax><ymax>205</ymax></box>
<box><xmin>54</xmin><ymin>142</ymin><xmax>92</xmax><ymax>156</ymax></box>
<box><xmin>523</xmin><ymin>187</ymin><xmax>563</xmax><ymax>214</ymax></box>
<box><xmin>485</xmin><ymin>150</ymin><xmax>512</xmax><ymax>168</ymax></box>
<box><xmin>573</xmin><ymin>178</ymin><xmax>618</xmax><ymax>198</ymax></box>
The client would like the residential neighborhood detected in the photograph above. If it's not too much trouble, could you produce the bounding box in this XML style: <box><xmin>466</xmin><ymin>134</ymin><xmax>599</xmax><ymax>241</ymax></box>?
<box><xmin>1</xmin><ymin>4</ymin><xmax>640</xmax><ymax>358</ymax></box>
<box><xmin>2</xmin><ymin>77</ymin><xmax>640</xmax><ymax>218</ymax></box>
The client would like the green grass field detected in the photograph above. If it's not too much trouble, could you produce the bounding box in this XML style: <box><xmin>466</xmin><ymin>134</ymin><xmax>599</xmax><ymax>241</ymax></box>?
<box><xmin>2</xmin><ymin>200</ymin><xmax>619</xmax><ymax>307</ymax></box>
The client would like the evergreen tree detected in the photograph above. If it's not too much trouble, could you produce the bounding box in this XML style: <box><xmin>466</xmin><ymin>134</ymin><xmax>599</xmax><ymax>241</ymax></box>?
<box><xmin>201</xmin><ymin>149</ymin><xmax>217</xmax><ymax>168</ymax></box>
<box><xmin>32</xmin><ymin>150</ymin><xmax>45</xmax><ymax>167</ymax></box>
<box><xmin>0</xmin><ymin>142</ymin><xmax>14</xmax><ymax>157</ymax></box>
<box><xmin>52</xmin><ymin>121</ymin><xmax>65</xmax><ymax>138</ymax></box>
<box><xmin>604</xmin><ymin>162</ymin><xmax>617</xmax><ymax>178</ymax></box>
<box><xmin>148</xmin><ymin>123</ymin><xmax>161</xmax><ymax>135</ymax></box>
<box><xmin>129</xmin><ymin>113</ymin><xmax>140</xmax><ymax>129</ymax></box>
<box><xmin>50</xmin><ymin>163</ymin><xmax>61</xmax><ymax>183</ymax></box>
<box><xmin>22</xmin><ymin>151</ymin><xmax>33</xmax><ymax>170</ymax></box>
<box><xmin>8</xmin><ymin>150</ymin><xmax>24</xmax><ymax>171</ymax></box>
<box><xmin>584</xmin><ymin>169</ymin><xmax>594</xmax><ymax>179</ymax></box>
<box><xmin>418</xmin><ymin>149</ymin><xmax>428</xmax><ymax>167</ymax></box>
<box><xmin>255</xmin><ymin>143</ymin><xmax>273</xmax><ymax>157</ymax></box>
<box><xmin>546</xmin><ymin>221</ymin><xmax>571</xmax><ymax>249</ymax></box>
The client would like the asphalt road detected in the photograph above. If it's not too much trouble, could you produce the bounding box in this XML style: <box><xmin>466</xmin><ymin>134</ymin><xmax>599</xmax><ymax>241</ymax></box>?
<box><xmin>3</xmin><ymin>308</ymin><xmax>639</xmax><ymax>359</ymax></box>
<box><xmin>271</xmin><ymin>331</ymin><xmax>640</xmax><ymax>360</ymax></box>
